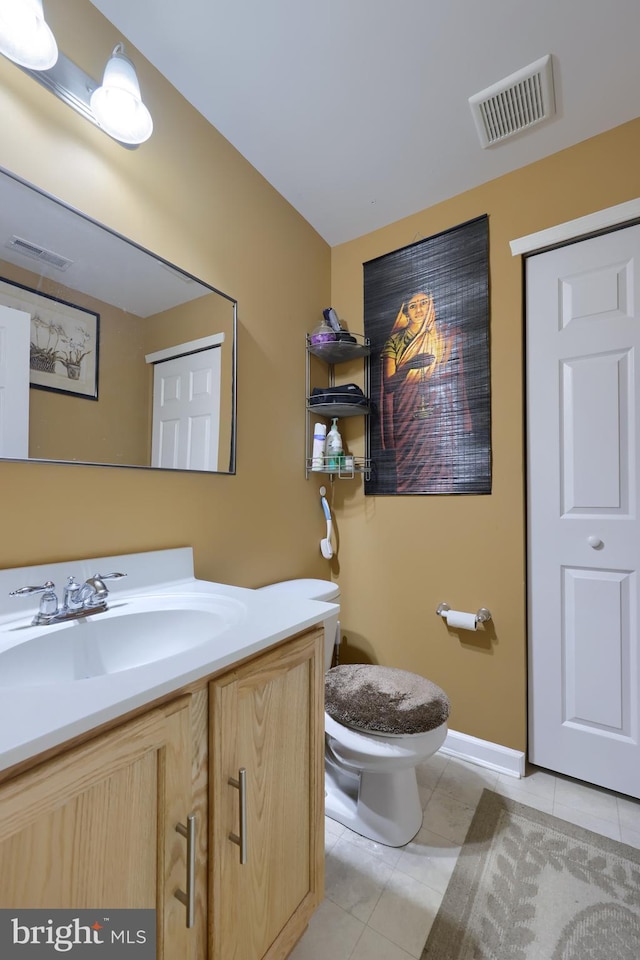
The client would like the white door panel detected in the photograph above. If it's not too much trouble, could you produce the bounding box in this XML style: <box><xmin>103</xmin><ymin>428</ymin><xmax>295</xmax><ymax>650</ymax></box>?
<box><xmin>0</xmin><ymin>304</ymin><xmax>30</xmax><ymax>458</ymax></box>
<box><xmin>527</xmin><ymin>225</ymin><xmax>640</xmax><ymax>798</ymax></box>
<box><xmin>562</xmin><ymin>351</ymin><xmax>628</xmax><ymax>512</ymax></box>
<box><xmin>563</xmin><ymin>567</ymin><xmax>630</xmax><ymax>729</ymax></box>
<box><xmin>157</xmin><ymin>417</ymin><xmax>180</xmax><ymax>469</ymax></box>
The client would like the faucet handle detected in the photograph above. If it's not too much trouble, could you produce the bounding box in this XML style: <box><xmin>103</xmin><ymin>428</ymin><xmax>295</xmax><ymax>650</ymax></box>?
<box><xmin>9</xmin><ymin>580</ymin><xmax>56</xmax><ymax>597</ymax></box>
<box><xmin>9</xmin><ymin>581</ymin><xmax>58</xmax><ymax>616</ymax></box>
<box><xmin>81</xmin><ymin>571</ymin><xmax>127</xmax><ymax>608</ymax></box>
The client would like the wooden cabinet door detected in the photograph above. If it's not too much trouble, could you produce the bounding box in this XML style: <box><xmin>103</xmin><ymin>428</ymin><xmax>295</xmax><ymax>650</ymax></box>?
<box><xmin>0</xmin><ymin>696</ymin><xmax>194</xmax><ymax>959</ymax></box>
<box><xmin>210</xmin><ymin>629</ymin><xmax>324</xmax><ymax>960</ymax></box>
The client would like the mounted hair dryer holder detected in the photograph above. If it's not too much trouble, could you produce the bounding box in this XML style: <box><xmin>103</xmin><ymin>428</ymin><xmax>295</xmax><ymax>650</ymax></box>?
<box><xmin>319</xmin><ymin>486</ymin><xmax>333</xmax><ymax>559</ymax></box>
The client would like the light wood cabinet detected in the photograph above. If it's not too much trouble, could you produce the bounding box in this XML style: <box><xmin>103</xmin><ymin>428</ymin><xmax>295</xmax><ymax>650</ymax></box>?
<box><xmin>0</xmin><ymin>695</ymin><xmax>194</xmax><ymax>957</ymax></box>
<box><xmin>210</xmin><ymin>628</ymin><xmax>324</xmax><ymax>960</ymax></box>
<box><xmin>0</xmin><ymin>626</ymin><xmax>324</xmax><ymax>960</ymax></box>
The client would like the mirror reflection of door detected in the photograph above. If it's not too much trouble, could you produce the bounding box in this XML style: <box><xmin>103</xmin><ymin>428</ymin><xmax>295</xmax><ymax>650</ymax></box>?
<box><xmin>0</xmin><ymin>304</ymin><xmax>30</xmax><ymax>458</ymax></box>
<box><xmin>147</xmin><ymin>337</ymin><xmax>223</xmax><ymax>471</ymax></box>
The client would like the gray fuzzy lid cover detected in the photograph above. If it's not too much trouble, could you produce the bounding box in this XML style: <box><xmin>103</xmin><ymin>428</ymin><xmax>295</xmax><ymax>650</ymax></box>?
<box><xmin>325</xmin><ymin>664</ymin><xmax>450</xmax><ymax>736</ymax></box>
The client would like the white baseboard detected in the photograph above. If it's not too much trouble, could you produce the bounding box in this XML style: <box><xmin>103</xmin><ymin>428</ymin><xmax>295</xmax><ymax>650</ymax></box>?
<box><xmin>439</xmin><ymin>729</ymin><xmax>525</xmax><ymax>779</ymax></box>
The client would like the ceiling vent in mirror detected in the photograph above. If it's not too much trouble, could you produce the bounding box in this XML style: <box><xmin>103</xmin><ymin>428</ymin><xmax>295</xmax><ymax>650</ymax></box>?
<box><xmin>6</xmin><ymin>234</ymin><xmax>73</xmax><ymax>270</ymax></box>
<box><xmin>469</xmin><ymin>54</ymin><xmax>555</xmax><ymax>148</ymax></box>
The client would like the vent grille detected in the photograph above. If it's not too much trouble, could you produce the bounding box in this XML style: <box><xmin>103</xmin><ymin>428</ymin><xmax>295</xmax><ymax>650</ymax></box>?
<box><xmin>6</xmin><ymin>235</ymin><xmax>73</xmax><ymax>271</ymax></box>
<box><xmin>469</xmin><ymin>55</ymin><xmax>555</xmax><ymax>148</ymax></box>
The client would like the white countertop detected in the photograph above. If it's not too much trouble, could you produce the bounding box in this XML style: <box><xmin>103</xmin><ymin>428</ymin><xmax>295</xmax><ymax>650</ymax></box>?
<box><xmin>0</xmin><ymin>548</ymin><xmax>336</xmax><ymax>774</ymax></box>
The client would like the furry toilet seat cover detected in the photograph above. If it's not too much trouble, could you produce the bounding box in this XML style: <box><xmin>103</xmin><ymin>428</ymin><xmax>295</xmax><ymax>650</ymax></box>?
<box><xmin>325</xmin><ymin>664</ymin><xmax>450</xmax><ymax>735</ymax></box>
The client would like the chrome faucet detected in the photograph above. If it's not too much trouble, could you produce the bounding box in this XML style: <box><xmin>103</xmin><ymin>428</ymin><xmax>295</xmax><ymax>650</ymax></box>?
<box><xmin>10</xmin><ymin>572</ymin><xmax>127</xmax><ymax>625</ymax></box>
<box><xmin>64</xmin><ymin>574</ymin><xmax>111</xmax><ymax>611</ymax></box>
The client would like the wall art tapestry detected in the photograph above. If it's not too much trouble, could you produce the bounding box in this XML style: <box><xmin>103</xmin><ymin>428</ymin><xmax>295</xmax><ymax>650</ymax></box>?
<box><xmin>0</xmin><ymin>276</ymin><xmax>99</xmax><ymax>400</ymax></box>
<box><xmin>364</xmin><ymin>215</ymin><xmax>490</xmax><ymax>495</ymax></box>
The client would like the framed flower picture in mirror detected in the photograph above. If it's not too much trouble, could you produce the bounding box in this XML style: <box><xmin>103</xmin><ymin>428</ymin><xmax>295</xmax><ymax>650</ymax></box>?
<box><xmin>0</xmin><ymin>276</ymin><xmax>99</xmax><ymax>400</ymax></box>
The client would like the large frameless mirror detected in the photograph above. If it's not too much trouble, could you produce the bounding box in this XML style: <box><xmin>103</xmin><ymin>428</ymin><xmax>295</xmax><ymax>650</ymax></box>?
<box><xmin>0</xmin><ymin>167</ymin><xmax>237</xmax><ymax>473</ymax></box>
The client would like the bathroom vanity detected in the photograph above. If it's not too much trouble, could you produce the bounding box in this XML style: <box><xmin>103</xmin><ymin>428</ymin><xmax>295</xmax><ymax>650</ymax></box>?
<box><xmin>0</xmin><ymin>548</ymin><xmax>333</xmax><ymax>960</ymax></box>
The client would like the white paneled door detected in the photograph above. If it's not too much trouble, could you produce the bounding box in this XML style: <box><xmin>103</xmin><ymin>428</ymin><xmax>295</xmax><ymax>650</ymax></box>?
<box><xmin>150</xmin><ymin>346</ymin><xmax>221</xmax><ymax>471</ymax></box>
<box><xmin>527</xmin><ymin>225</ymin><xmax>640</xmax><ymax>799</ymax></box>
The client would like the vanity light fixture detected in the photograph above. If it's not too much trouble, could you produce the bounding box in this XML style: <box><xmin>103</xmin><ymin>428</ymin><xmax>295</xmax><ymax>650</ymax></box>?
<box><xmin>0</xmin><ymin>1</ymin><xmax>152</xmax><ymax>148</ymax></box>
<box><xmin>0</xmin><ymin>0</ymin><xmax>58</xmax><ymax>70</ymax></box>
<box><xmin>90</xmin><ymin>43</ymin><xmax>153</xmax><ymax>145</ymax></box>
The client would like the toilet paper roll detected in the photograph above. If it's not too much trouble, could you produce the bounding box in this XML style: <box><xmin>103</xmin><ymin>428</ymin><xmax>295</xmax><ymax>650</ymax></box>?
<box><xmin>444</xmin><ymin>609</ymin><xmax>477</xmax><ymax>631</ymax></box>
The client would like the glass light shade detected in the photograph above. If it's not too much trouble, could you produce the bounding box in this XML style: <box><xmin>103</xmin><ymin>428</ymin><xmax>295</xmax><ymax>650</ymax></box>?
<box><xmin>90</xmin><ymin>43</ymin><xmax>153</xmax><ymax>145</ymax></box>
<box><xmin>0</xmin><ymin>0</ymin><xmax>58</xmax><ymax>70</ymax></box>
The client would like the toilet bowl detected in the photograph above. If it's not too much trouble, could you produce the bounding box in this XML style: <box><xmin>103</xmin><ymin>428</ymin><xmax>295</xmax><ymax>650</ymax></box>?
<box><xmin>258</xmin><ymin>578</ymin><xmax>449</xmax><ymax>847</ymax></box>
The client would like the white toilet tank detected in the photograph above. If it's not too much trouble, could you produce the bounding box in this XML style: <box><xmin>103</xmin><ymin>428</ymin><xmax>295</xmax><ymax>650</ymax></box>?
<box><xmin>257</xmin><ymin>579</ymin><xmax>340</xmax><ymax>670</ymax></box>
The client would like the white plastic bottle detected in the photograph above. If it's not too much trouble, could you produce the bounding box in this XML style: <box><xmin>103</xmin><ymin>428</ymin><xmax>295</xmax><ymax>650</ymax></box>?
<box><xmin>325</xmin><ymin>418</ymin><xmax>343</xmax><ymax>471</ymax></box>
<box><xmin>311</xmin><ymin>423</ymin><xmax>327</xmax><ymax>470</ymax></box>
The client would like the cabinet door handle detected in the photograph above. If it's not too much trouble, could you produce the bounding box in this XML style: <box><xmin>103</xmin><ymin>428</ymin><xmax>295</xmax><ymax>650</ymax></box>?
<box><xmin>175</xmin><ymin>813</ymin><xmax>196</xmax><ymax>927</ymax></box>
<box><xmin>228</xmin><ymin>767</ymin><xmax>247</xmax><ymax>864</ymax></box>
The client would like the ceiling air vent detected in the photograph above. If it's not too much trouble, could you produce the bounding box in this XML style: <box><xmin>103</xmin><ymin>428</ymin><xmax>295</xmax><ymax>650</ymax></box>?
<box><xmin>469</xmin><ymin>54</ymin><xmax>555</xmax><ymax>148</ymax></box>
<box><xmin>6</xmin><ymin>235</ymin><xmax>73</xmax><ymax>271</ymax></box>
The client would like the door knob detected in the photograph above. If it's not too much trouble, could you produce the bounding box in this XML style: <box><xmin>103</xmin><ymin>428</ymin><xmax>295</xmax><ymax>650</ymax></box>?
<box><xmin>587</xmin><ymin>536</ymin><xmax>603</xmax><ymax>549</ymax></box>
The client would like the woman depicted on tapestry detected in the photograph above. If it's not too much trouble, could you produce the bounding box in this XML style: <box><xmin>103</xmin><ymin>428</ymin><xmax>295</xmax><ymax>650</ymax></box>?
<box><xmin>380</xmin><ymin>290</ymin><xmax>471</xmax><ymax>493</ymax></box>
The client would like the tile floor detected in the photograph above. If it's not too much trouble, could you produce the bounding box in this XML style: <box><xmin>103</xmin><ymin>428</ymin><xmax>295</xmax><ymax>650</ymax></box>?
<box><xmin>289</xmin><ymin>753</ymin><xmax>640</xmax><ymax>960</ymax></box>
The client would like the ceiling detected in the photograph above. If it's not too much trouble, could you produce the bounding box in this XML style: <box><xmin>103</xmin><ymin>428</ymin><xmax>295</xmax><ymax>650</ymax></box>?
<box><xmin>89</xmin><ymin>0</ymin><xmax>640</xmax><ymax>247</ymax></box>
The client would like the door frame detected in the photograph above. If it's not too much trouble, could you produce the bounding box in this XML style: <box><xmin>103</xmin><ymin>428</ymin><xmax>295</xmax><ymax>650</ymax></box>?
<box><xmin>144</xmin><ymin>332</ymin><xmax>225</xmax><ymax>367</ymax></box>
<box><xmin>511</xmin><ymin>198</ymin><xmax>640</xmax><ymax>258</ymax></box>
<box><xmin>511</xmin><ymin>195</ymin><xmax>640</xmax><ymax>766</ymax></box>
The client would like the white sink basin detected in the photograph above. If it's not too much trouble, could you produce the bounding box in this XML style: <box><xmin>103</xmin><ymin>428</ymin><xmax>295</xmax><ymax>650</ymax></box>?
<box><xmin>0</xmin><ymin>594</ymin><xmax>247</xmax><ymax>686</ymax></box>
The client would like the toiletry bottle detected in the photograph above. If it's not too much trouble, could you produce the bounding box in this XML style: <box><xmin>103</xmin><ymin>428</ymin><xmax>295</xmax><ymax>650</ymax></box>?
<box><xmin>325</xmin><ymin>418</ymin><xmax>343</xmax><ymax>471</ymax></box>
<box><xmin>311</xmin><ymin>423</ymin><xmax>327</xmax><ymax>470</ymax></box>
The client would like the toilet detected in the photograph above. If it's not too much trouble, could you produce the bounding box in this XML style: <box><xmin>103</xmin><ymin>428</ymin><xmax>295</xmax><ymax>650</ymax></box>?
<box><xmin>257</xmin><ymin>579</ymin><xmax>450</xmax><ymax>847</ymax></box>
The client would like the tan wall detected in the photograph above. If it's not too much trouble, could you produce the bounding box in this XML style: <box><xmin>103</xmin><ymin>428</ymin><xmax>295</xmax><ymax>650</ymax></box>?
<box><xmin>0</xmin><ymin>0</ymin><xmax>330</xmax><ymax>588</ymax></box>
<box><xmin>331</xmin><ymin>117</ymin><xmax>640</xmax><ymax>751</ymax></box>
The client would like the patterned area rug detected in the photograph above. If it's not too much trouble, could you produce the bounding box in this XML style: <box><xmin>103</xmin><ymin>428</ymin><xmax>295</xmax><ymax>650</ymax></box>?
<box><xmin>422</xmin><ymin>789</ymin><xmax>640</xmax><ymax>960</ymax></box>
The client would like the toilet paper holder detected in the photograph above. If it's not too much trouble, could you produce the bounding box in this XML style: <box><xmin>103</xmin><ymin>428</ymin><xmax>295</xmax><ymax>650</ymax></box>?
<box><xmin>436</xmin><ymin>602</ymin><xmax>492</xmax><ymax>624</ymax></box>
